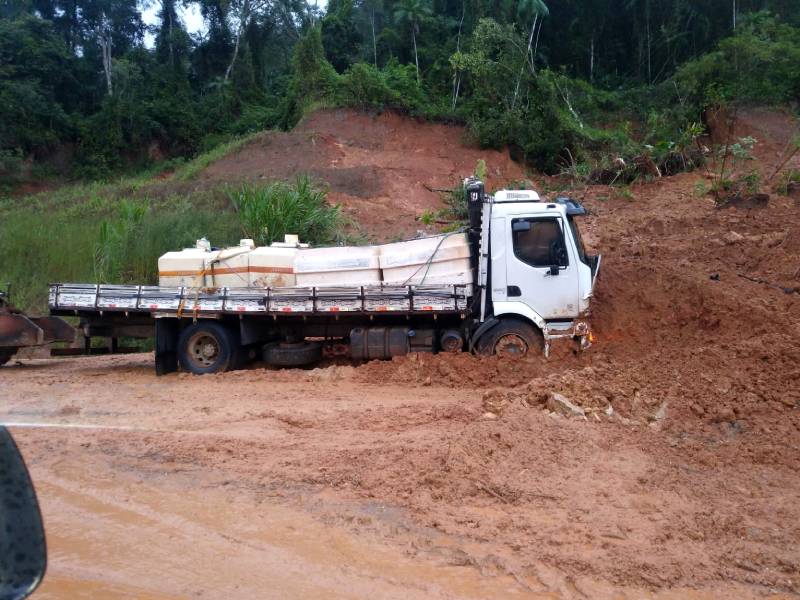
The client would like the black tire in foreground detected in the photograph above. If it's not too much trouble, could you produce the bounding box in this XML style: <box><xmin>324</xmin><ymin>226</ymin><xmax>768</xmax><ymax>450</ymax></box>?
<box><xmin>263</xmin><ymin>341</ymin><xmax>322</xmax><ymax>368</ymax></box>
<box><xmin>177</xmin><ymin>321</ymin><xmax>241</xmax><ymax>374</ymax></box>
<box><xmin>0</xmin><ymin>350</ymin><xmax>15</xmax><ymax>366</ymax></box>
<box><xmin>475</xmin><ymin>319</ymin><xmax>542</xmax><ymax>358</ymax></box>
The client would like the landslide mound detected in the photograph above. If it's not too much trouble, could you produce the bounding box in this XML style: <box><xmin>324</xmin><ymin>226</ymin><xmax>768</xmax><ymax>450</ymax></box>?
<box><xmin>199</xmin><ymin>108</ymin><xmax>527</xmax><ymax>241</ymax></box>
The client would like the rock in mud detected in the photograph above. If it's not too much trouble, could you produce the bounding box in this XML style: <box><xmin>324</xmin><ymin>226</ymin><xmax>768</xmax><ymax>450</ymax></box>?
<box><xmin>546</xmin><ymin>392</ymin><xmax>586</xmax><ymax>418</ymax></box>
<box><xmin>651</xmin><ymin>401</ymin><xmax>668</xmax><ymax>422</ymax></box>
<box><xmin>713</xmin><ymin>406</ymin><xmax>736</xmax><ymax>423</ymax></box>
<box><xmin>723</xmin><ymin>231</ymin><xmax>744</xmax><ymax>245</ymax></box>
<box><xmin>482</xmin><ymin>389</ymin><xmax>509</xmax><ymax>415</ymax></box>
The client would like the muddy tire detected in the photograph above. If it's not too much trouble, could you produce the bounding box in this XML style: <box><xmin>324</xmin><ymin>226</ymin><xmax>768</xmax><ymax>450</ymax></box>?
<box><xmin>263</xmin><ymin>341</ymin><xmax>322</xmax><ymax>368</ymax></box>
<box><xmin>475</xmin><ymin>319</ymin><xmax>542</xmax><ymax>359</ymax></box>
<box><xmin>0</xmin><ymin>350</ymin><xmax>15</xmax><ymax>366</ymax></box>
<box><xmin>177</xmin><ymin>321</ymin><xmax>241</xmax><ymax>375</ymax></box>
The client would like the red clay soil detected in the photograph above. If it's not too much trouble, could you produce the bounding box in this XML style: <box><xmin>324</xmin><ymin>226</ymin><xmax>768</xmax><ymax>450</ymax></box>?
<box><xmin>201</xmin><ymin>109</ymin><xmax>528</xmax><ymax>241</ymax></box>
<box><xmin>2</xmin><ymin>109</ymin><xmax>800</xmax><ymax>598</ymax></box>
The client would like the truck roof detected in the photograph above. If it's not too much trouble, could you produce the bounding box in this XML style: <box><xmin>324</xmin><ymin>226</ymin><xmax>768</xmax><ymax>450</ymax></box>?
<box><xmin>491</xmin><ymin>190</ymin><xmax>587</xmax><ymax>217</ymax></box>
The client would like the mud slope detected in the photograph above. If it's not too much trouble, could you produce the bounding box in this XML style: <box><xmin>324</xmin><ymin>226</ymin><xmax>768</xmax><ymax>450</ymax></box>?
<box><xmin>200</xmin><ymin>109</ymin><xmax>527</xmax><ymax>240</ymax></box>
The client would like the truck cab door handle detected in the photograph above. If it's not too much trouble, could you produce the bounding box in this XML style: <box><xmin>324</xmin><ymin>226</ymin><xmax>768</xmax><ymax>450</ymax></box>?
<box><xmin>507</xmin><ymin>286</ymin><xmax>521</xmax><ymax>297</ymax></box>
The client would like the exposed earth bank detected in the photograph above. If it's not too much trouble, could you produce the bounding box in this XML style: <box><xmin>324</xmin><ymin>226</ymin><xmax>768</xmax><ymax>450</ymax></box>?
<box><xmin>2</xmin><ymin>108</ymin><xmax>799</xmax><ymax>599</ymax></box>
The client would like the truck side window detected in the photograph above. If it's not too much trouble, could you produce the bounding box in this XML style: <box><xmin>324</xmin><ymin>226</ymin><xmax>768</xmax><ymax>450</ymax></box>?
<box><xmin>512</xmin><ymin>218</ymin><xmax>569</xmax><ymax>268</ymax></box>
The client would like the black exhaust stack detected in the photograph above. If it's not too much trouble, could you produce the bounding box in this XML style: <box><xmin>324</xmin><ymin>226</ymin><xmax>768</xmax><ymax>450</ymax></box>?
<box><xmin>465</xmin><ymin>178</ymin><xmax>485</xmax><ymax>233</ymax></box>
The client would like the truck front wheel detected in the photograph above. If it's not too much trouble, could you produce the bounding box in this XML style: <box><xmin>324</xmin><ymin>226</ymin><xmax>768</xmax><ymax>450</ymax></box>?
<box><xmin>476</xmin><ymin>319</ymin><xmax>542</xmax><ymax>359</ymax></box>
<box><xmin>178</xmin><ymin>321</ymin><xmax>240</xmax><ymax>374</ymax></box>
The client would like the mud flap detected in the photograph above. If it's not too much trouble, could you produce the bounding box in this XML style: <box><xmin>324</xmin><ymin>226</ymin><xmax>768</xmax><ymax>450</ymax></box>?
<box><xmin>155</xmin><ymin>319</ymin><xmax>180</xmax><ymax>376</ymax></box>
<box><xmin>468</xmin><ymin>317</ymin><xmax>499</xmax><ymax>353</ymax></box>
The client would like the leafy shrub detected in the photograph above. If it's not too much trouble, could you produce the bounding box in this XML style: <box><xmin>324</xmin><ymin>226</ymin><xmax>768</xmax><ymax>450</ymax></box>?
<box><xmin>675</xmin><ymin>13</ymin><xmax>800</xmax><ymax>107</ymax></box>
<box><xmin>229</xmin><ymin>176</ymin><xmax>344</xmax><ymax>246</ymax></box>
<box><xmin>336</xmin><ymin>63</ymin><xmax>396</xmax><ymax>110</ymax></box>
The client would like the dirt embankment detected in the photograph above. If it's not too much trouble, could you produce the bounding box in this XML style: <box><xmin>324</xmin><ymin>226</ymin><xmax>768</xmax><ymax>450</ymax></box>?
<box><xmin>2</xmin><ymin>108</ymin><xmax>800</xmax><ymax>599</ymax></box>
<box><xmin>201</xmin><ymin>109</ymin><xmax>528</xmax><ymax>241</ymax></box>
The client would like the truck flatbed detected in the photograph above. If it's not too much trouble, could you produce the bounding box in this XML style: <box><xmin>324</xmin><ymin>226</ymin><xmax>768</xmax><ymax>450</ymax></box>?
<box><xmin>49</xmin><ymin>283</ymin><xmax>472</xmax><ymax>317</ymax></box>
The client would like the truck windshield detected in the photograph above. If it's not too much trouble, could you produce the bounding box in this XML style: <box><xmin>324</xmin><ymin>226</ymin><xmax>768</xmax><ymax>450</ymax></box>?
<box><xmin>568</xmin><ymin>216</ymin><xmax>588</xmax><ymax>265</ymax></box>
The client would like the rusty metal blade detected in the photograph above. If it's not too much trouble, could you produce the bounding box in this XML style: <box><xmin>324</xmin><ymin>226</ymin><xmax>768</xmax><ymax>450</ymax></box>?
<box><xmin>29</xmin><ymin>316</ymin><xmax>76</xmax><ymax>344</ymax></box>
<box><xmin>0</xmin><ymin>314</ymin><xmax>44</xmax><ymax>348</ymax></box>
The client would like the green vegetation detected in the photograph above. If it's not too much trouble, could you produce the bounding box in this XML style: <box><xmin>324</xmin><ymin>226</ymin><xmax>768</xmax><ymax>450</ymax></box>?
<box><xmin>2</xmin><ymin>0</ymin><xmax>800</xmax><ymax>311</ymax></box>
<box><xmin>229</xmin><ymin>177</ymin><xmax>345</xmax><ymax>246</ymax></box>
<box><xmin>0</xmin><ymin>178</ymin><xmax>350</xmax><ymax>313</ymax></box>
<box><xmin>2</xmin><ymin>1</ymin><xmax>799</xmax><ymax>182</ymax></box>
<box><xmin>0</xmin><ymin>201</ymin><xmax>239</xmax><ymax>313</ymax></box>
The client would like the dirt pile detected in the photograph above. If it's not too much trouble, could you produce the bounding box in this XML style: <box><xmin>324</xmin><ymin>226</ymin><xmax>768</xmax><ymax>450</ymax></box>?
<box><xmin>200</xmin><ymin>108</ymin><xmax>527</xmax><ymax>240</ymax></box>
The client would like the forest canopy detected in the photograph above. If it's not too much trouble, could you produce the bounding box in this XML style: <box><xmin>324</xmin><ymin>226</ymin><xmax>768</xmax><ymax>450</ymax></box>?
<box><xmin>1</xmin><ymin>0</ymin><xmax>799</xmax><ymax>180</ymax></box>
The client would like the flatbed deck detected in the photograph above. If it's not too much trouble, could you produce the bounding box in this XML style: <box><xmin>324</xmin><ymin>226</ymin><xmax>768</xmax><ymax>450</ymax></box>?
<box><xmin>49</xmin><ymin>283</ymin><xmax>472</xmax><ymax>317</ymax></box>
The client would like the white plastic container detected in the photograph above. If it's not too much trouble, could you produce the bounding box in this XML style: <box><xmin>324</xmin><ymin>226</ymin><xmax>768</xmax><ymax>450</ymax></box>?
<box><xmin>207</xmin><ymin>242</ymin><xmax>252</xmax><ymax>288</ymax></box>
<box><xmin>379</xmin><ymin>234</ymin><xmax>473</xmax><ymax>286</ymax></box>
<box><xmin>294</xmin><ymin>246</ymin><xmax>381</xmax><ymax>287</ymax></box>
<box><xmin>158</xmin><ymin>248</ymin><xmax>220</xmax><ymax>288</ymax></box>
<box><xmin>248</xmin><ymin>245</ymin><xmax>298</xmax><ymax>288</ymax></box>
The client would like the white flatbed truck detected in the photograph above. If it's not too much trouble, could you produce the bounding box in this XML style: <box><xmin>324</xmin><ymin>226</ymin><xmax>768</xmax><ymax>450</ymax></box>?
<box><xmin>48</xmin><ymin>179</ymin><xmax>600</xmax><ymax>375</ymax></box>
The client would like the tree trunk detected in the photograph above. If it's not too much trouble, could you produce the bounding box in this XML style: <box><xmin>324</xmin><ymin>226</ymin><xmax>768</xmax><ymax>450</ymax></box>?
<box><xmin>532</xmin><ymin>15</ymin><xmax>544</xmax><ymax>70</ymax></box>
<box><xmin>589</xmin><ymin>34</ymin><xmax>595</xmax><ymax>83</ymax></box>
<box><xmin>69</xmin><ymin>0</ymin><xmax>78</xmax><ymax>51</ymax></box>
<box><xmin>646</xmin><ymin>0</ymin><xmax>652</xmax><ymax>84</ymax></box>
<box><xmin>732</xmin><ymin>0</ymin><xmax>736</xmax><ymax>30</ymax></box>
<box><xmin>99</xmin><ymin>12</ymin><xmax>113</xmax><ymax>96</ymax></box>
<box><xmin>371</xmin><ymin>7</ymin><xmax>377</xmax><ymax>67</ymax></box>
<box><xmin>225</xmin><ymin>0</ymin><xmax>251</xmax><ymax>83</ymax></box>
<box><xmin>451</xmin><ymin>0</ymin><xmax>465</xmax><ymax>110</ymax></box>
<box><xmin>412</xmin><ymin>26</ymin><xmax>419</xmax><ymax>83</ymax></box>
<box><xmin>167</xmin><ymin>0</ymin><xmax>174</xmax><ymax>66</ymax></box>
<box><xmin>512</xmin><ymin>14</ymin><xmax>538</xmax><ymax>109</ymax></box>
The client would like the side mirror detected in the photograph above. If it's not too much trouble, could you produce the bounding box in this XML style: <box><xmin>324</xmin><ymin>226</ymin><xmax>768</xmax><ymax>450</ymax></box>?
<box><xmin>549</xmin><ymin>265</ymin><xmax>560</xmax><ymax>276</ymax></box>
<box><xmin>0</xmin><ymin>427</ymin><xmax>46</xmax><ymax>600</ymax></box>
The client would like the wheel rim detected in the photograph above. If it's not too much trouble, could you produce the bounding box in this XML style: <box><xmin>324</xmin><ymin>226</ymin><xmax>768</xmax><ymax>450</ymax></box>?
<box><xmin>494</xmin><ymin>334</ymin><xmax>529</xmax><ymax>358</ymax></box>
<box><xmin>186</xmin><ymin>332</ymin><xmax>221</xmax><ymax>368</ymax></box>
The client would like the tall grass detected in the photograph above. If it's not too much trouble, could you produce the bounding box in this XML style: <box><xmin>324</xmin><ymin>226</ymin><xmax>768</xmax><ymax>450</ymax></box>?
<box><xmin>229</xmin><ymin>176</ymin><xmax>345</xmax><ymax>246</ymax></box>
<box><xmin>0</xmin><ymin>202</ymin><xmax>240</xmax><ymax>314</ymax></box>
<box><xmin>173</xmin><ymin>131</ymin><xmax>263</xmax><ymax>182</ymax></box>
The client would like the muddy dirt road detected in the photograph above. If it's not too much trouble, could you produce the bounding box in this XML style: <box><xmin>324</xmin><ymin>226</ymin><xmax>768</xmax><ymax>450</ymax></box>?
<box><xmin>0</xmin><ymin>353</ymin><xmax>796</xmax><ymax>599</ymax></box>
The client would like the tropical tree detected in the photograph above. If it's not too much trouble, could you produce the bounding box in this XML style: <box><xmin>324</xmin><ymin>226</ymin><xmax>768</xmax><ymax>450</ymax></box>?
<box><xmin>393</xmin><ymin>0</ymin><xmax>432</xmax><ymax>83</ymax></box>
<box><xmin>512</xmin><ymin>0</ymin><xmax>548</xmax><ymax>107</ymax></box>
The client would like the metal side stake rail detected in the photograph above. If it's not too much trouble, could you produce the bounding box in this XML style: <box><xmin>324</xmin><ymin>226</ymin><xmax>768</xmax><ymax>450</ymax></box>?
<box><xmin>48</xmin><ymin>283</ymin><xmax>472</xmax><ymax>315</ymax></box>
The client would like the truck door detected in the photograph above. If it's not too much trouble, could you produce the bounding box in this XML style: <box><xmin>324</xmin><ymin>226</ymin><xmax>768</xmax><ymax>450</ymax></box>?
<box><xmin>506</xmin><ymin>216</ymin><xmax>579</xmax><ymax>319</ymax></box>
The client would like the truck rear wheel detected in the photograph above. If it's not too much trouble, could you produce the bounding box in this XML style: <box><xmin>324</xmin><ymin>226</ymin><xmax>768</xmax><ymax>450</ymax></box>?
<box><xmin>0</xmin><ymin>349</ymin><xmax>15</xmax><ymax>366</ymax></box>
<box><xmin>263</xmin><ymin>341</ymin><xmax>322</xmax><ymax>368</ymax></box>
<box><xmin>178</xmin><ymin>321</ymin><xmax>240</xmax><ymax>374</ymax></box>
<box><xmin>476</xmin><ymin>319</ymin><xmax>542</xmax><ymax>359</ymax></box>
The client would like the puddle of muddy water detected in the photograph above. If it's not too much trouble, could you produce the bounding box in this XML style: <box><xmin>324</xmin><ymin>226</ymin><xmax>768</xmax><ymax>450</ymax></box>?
<box><xmin>26</xmin><ymin>453</ymin><xmax>790</xmax><ymax>600</ymax></box>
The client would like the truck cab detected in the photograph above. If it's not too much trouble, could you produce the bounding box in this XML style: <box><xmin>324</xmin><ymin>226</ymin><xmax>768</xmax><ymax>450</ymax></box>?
<box><xmin>468</xmin><ymin>181</ymin><xmax>600</xmax><ymax>357</ymax></box>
